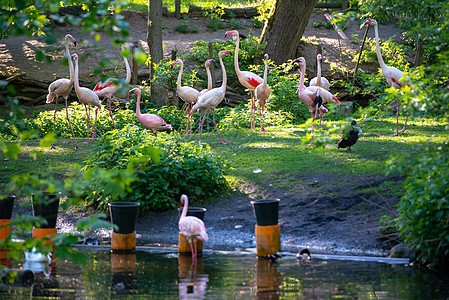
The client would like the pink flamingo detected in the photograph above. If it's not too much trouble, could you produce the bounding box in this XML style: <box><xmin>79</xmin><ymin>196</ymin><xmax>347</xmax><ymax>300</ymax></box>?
<box><xmin>172</xmin><ymin>58</ymin><xmax>200</xmax><ymax>135</ymax></box>
<box><xmin>93</xmin><ymin>43</ymin><xmax>134</xmax><ymax>129</ymax></box>
<box><xmin>293</xmin><ymin>57</ymin><xmax>340</xmax><ymax>145</ymax></box>
<box><xmin>225</xmin><ymin>30</ymin><xmax>263</xmax><ymax>130</ymax></box>
<box><xmin>72</xmin><ymin>53</ymin><xmax>102</xmax><ymax>145</ymax></box>
<box><xmin>309</xmin><ymin>54</ymin><xmax>330</xmax><ymax>90</ymax></box>
<box><xmin>365</xmin><ymin>18</ymin><xmax>410</xmax><ymax>136</ymax></box>
<box><xmin>46</xmin><ymin>34</ymin><xmax>79</xmax><ymax>149</ymax></box>
<box><xmin>130</xmin><ymin>88</ymin><xmax>173</xmax><ymax>136</ymax></box>
<box><xmin>191</xmin><ymin>50</ymin><xmax>231</xmax><ymax>144</ymax></box>
<box><xmin>255</xmin><ymin>54</ymin><xmax>271</xmax><ymax>132</ymax></box>
<box><xmin>178</xmin><ymin>194</ymin><xmax>209</xmax><ymax>260</ymax></box>
<box><xmin>196</xmin><ymin>59</ymin><xmax>215</xmax><ymax>135</ymax></box>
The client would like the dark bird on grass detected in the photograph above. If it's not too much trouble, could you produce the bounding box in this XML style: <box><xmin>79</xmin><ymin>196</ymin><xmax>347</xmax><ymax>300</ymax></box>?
<box><xmin>296</xmin><ymin>248</ymin><xmax>311</xmax><ymax>260</ymax></box>
<box><xmin>337</xmin><ymin>120</ymin><xmax>362</xmax><ymax>151</ymax></box>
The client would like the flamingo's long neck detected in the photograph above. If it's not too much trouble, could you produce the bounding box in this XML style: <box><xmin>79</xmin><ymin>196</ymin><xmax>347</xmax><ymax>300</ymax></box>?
<box><xmin>206</xmin><ymin>63</ymin><xmax>212</xmax><ymax>90</ymax></box>
<box><xmin>233</xmin><ymin>34</ymin><xmax>241</xmax><ymax>75</ymax></box>
<box><xmin>65</xmin><ymin>37</ymin><xmax>74</xmax><ymax>85</ymax></box>
<box><xmin>299</xmin><ymin>63</ymin><xmax>306</xmax><ymax>94</ymax></box>
<box><xmin>316</xmin><ymin>58</ymin><xmax>322</xmax><ymax>85</ymax></box>
<box><xmin>373</xmin><ymin>24</ymin><xmax>387</xmax><ymax>69</ymax></box>
<box><xmin>180</xmin><ymin>196</ymin><xmax>188</xmax><ymax>219</ymax></box>
<box><xmin>68</xmin><ymin>55</ymin><xmax>75</xmax><ymax>86</ymax></box>
<box><xmin>176</xmin><ymin>61</ymin><xmax>184</xmax><ymax>91</ymax></box>
<box><xmin>124</xmin><ymin>55</ymin><xmax>131</xmax><ymax>84</ymax></box>
<box><xmin>73</xmin><ymin>59</ymin><xmax>80</xmax><ymax>92</ymax></box>
<box><xmin>219</xmin><ymin>54</ymin><xmax>227</xmax><ymax>93</ymax></box>
<box><xmin>135</xmin><ymin>90</ymin><xmax>142</xmax><ymax>118</ymax></box>
<box><xmin>263</xmin><ymin>57</ymin><xmax>268</xmax><ymax>86</ymax></box>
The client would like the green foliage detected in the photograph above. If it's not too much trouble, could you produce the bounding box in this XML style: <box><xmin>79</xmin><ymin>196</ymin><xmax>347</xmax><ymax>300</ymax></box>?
<box><xmin>174</xmin><ymin>16</ymin><xmax>199</xmax><ymax>33</ymax></box>
<box><xmin>386</xmin><ymin>143</ymin><xmax>449</xmax><ymax>266</ymax></box>
<box><xmin>228</xmin><ymin>17</ymin><xmax>245</xmax><ymax>30</ymax></box>
<box><xmin>252</xmin><ymin>17</ymin><xmax>264</xmax><ymax>29</ymax></box>
<box><xmin>354</xmin><ymin>37</ymin><xmax>411</xmax><ymax>68</ymax></box>
<box><xmin>204</xmin><ymin>4</ymin><xmax>226</xmax><ymax>31</ymax></box>
<box><xmin>83</xmin><ymin>125</ymin><xmax>229</xmax><ymax>211</ymax></box>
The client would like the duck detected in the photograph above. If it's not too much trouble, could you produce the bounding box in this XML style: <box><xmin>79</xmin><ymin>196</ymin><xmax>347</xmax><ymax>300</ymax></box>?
<box><xmin>24</xmin><ymin>247</ymin><xmax>52</xmax><ymax>262</ymax></box>
<box><xmin>296</xmin><ymin>248</ymin><xmax>311</xmax><ymax>260</ymax></box>
<box><xmin>337</xmin><ymin>120</ymin><xmax>362</xmax><ymax>152</ymax></box>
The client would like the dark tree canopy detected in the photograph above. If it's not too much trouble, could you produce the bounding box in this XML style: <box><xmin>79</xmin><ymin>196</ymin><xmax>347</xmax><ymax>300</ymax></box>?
<box><xmin>260</xmin><ymin>0</ymin><xmax>318</xmax><ymax>64</ymax></box>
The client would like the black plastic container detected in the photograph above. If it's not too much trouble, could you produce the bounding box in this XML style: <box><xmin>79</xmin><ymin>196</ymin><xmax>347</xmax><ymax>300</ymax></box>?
<box><xmin>178</xmin><ymin>207</ymin><xmax>207</xmax><ymax>221</ymax></box>
<box><xmin>251</xmin><ymin>199</ymin><xmax>280</xmax><ymax>226</ymax></box>
<box><xmin>32</xmin><ymin>193</ymin><xmax>60</xmax><ymax>228</ymax></box>
<box><xmin>108</xmin><ymin>202</ymin><xmax>140</xmax><ymax>234</ymax></box>
<box><xmin>0</xmin><ymin>196</ymin><xmax>15</xmax><ymax>219</ymax></box>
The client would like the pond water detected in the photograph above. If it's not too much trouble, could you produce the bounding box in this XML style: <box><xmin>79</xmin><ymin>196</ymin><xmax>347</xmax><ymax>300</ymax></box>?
<box><xmin>1</xmin><ymin>248</ymin><xmax>448</xmax><ymax>299</ymax></box>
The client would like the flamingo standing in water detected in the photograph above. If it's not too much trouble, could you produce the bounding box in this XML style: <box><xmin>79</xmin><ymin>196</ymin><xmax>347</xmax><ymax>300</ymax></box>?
<box><xmin>172</xmin><ymin>58</ymin><xmax>200</xmax><ymax>135</ymax></box>
<box><xmin>46</xmin><ymin>34</ymin><xmax>79</xmax><ymax>149</ymax></box>
<box><xmin>255</xmin><ymin>54</ymin><xmax>271</xmax><ymax>132</ymax></box>
<box><xmin>178</xmin><ymin>194</ymin><xmax>209</xmax><ymax>260</ymax></box>
<box><xmin>293</xmin><ymin>57</ymin><xmax>340</xmax><ymax>145</ymax></box>
<box><xmin>72</xmin><ymin>53</ymin><xmax>102</xmax><ymax>145</ymax></box>
<box><xmin>93</xmin><ymin>43</ymin><xmax>134</xmax><ymax>129</ymax></box>
<box><xmin>365</xmin><ymin>19</ymin><xmax>411</xmax><ymax>136</ymax></box>
<box><xmin>225</xmin><ymin>30</ymin><xmax>263</xmax><ymax>130</ymax></box>
<box><xmin>309</xmin><ymin>54</ymin><xmax>330</xmax><ymax>90</ymax></box>
<box><xmin>130</xmin><ymin>87</ymin><xmax>173</xmax><ymax>136</ymax></box>
<box><xmin>191</xmin><ymin>50</ymin><xmax>231</xmax><ymax>144</ymax></box>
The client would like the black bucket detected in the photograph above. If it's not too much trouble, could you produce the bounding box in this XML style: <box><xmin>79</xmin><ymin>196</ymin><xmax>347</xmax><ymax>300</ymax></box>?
<box><xmin>109</xmin><ymin>202</ymin><xmax>140</xmax><ymax>234</ymax></box>
<box><xmin>0</xmin><ymin>196</ymin><xmax>15</xmax><ymax>219</ymax></box>
<box><xmin>251</xmin><ymin>199</ymin><xmax>280</xmax><ymax>226</ymax></box>
<box><xmin>32</xmin><ymin>193</ymin><xmax>60</xmax><ymax>228</ymax></box>
<box><xmin>178</xmin><ymin>207</ymin><xmax>207</xmax><ymax>221</ymax></box>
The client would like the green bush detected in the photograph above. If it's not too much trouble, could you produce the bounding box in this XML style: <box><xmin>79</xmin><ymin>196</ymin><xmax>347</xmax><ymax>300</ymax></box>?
<box><xmin>386</xmin><ymin>143</ymin><xmax>449</xmax><ymax>266</ymax></box>
<box><xmin>174</xmin><ymin>16</ymin><xmax>199</xmax><ymax>33</ymax></box>
<box><xmin>83</xmin><ymin>125</ymin><xmax>229</xmax><ymax>211</ymax></box>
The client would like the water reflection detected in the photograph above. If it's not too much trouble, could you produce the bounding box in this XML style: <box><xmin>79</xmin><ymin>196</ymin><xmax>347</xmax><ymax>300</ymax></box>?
<box><xmin>178</xmin><ymin>255</ymin><xmax>209</xmax><ymax>299</ymax></box>
<box><xmin>110</xmin><ymin>253</ymin><xmax>138</xmax><ymax>295</ymax></box>
<box><xmin>0</xmin><ymin>250</ymin><xmax>448</xmax><ymax>299</ymax></box>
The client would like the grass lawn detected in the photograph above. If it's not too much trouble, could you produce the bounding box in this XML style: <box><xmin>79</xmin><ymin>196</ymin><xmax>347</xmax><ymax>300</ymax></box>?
<box><xmin>2</xmin><ymin>115</ymin><xmax>447</xmax><ymax>198</ymax></box>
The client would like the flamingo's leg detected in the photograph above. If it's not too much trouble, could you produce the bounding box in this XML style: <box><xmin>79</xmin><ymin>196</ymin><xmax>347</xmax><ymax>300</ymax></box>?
<box><xmin>399</xmin><ymin>115</ymin><xmax>408</xmax><ymax>134</ymax></box>
<box><xmin>307</xmin><ymin>111</ymin><xmax>315</xmax><ymax>146</ymax></box>
<box><xmin>260</xmin><ymin>107</ymin><xmax>265</xmax><ymax>132</ymax></box>
<box><xmin>108</xmin><ymin>98</ymin><xmax>116</xmax><ymax>129</ymax></box>
<box><xmin>250</xmin><ymin>91</ymin><xmax>255</xmax><ymax>130</ymax></box>
<box><xmin>92</xmin><ymin>107</ymin><xmax>99</xmax><ymax>141</ymax></box>
<box><xmin>65</xmin><ymin>97</ymin><xmax>80</xmax><ymax>149</ymax></box>
<box><xmin>198</xmin><ymin>112</ymin><xmax>207</xmax><ymax>144</ymax></box>
<box><xmin>212</xmin><ymin>109</ymin><xmax>227</xmax><ymax>144</ymax></box>
<box><xmin>84</xmin><ymin>104</ymin><xmax>91</xmax><ymax>144</ymax></box>
<box><xmin>50</xmin><ymin>98</ymin><xmax>58</xmax><ymax>149</ymax></box>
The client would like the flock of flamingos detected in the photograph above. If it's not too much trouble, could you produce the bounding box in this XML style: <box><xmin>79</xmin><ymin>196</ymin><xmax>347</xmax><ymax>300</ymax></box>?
<box><xmin>43</xmin><ymin>18</ymin><xmax>411</xmax><ymax>258</ymax></box>
<box><xmin>46</xmin><ymin>19</ymin><xmax>409</xmax><ymax>151</ymax></box>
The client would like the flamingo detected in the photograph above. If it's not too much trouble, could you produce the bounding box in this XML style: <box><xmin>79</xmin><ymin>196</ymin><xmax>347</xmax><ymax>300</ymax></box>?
<box><xmin>365</xmin><ymin>18</ymin><xmax>410</xmax><ymax>136</ymax></box>
<box><xmin>196</xmin><ymin>59</ymin><xmax>215</xmax><ymax>135</ymax></box>
<box><xmin>293</xmin><ymin>57</ymin><xmax>340</xmax><ymax>145</ymax></box>
<box><xmin>172</xmin><ymin>58</ymin><xmax>200</xmax><ymax>135</ymax></box>
<box><xmin>178</xmin><ymin>194</ymin><xmax>209</xmax><ymax>260</ymax></box>
<box><xmin>72</xmin><ymin>53</ymin><xmax>102</xmax><ymax>145</ymax></box>
<box><xmin>255</xmin><ymin>54</ymin><xmax>271</xmax><ymax>132</ymax></box>
<box><xmin>130</xmin><ymin>88</ymin><xmax>173</xmax><ymax>136</ymax></box>
<box><xmin>309</xmin><ymin>54</ymin><xmax>330</xmax><ymax>90</ymax></box>
<box><xmin>191</xmin><ymin>50</ymin><xmax>231</xmax><ymax>144</ymax></box>
<box><xmin>225</xmin><ymin>30</ymin><xmax>263</xmax><ymax>130</ymax></box>
<box><xmin>93</xmin><ymin>43</ymin><xmax>134</xmax><ymax>129</ymax></box>
<box><xmin>46</xmin><ymin>34</ymin><xmax>79</xmax><ymax>149</ymax></box>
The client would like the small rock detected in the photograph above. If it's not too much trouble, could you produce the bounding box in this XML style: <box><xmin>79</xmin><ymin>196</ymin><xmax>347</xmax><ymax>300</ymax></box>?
<box><xmin>389</xmin><ymin>243</ymin><xmax>414</xmax><ymax>259</ymax></box>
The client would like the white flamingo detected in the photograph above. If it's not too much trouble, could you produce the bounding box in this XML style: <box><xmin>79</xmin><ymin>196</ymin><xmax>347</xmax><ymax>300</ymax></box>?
<box><xmin>255</xmin><ymin>54</ymin><xmax>271</xmax><ymax>132</ymax></box>
<box><xmin>93</xmin><ymin>43</ymin><xmax>134</xmax><ymax>129</ymax></box>
<box><xmin>196</xmin><ymin>58</ymin><xmax>215</xmax><ymax>135</ymax></box>
<box><xmin>178</xmin><ymin>194</ymin><xmax>208</xmax><ymax>260</ymax></box>
<box><xmin>225</xmin><ymin>30</ymin><xmax>263</xmax><ymax>130</ymax></box>
<box><xmin>72</xmin><ymin>53</ymin><xmax>102</xmax><ymax>145</ymax></box>
<box><xmin>130</xmin><ymin>88</ymin><xmax>173</xmax><ymax>136</ymax></box>
<box><xmin>191</xmin><ymin>50</ymin><xmax>231</xmax><ymax>144</ymax></box>
<box><xmin>365</xmin><ymin>18</ymin><xmax>411</xmax><ymax>136</ymax></box>
<box><xmin>46</xmin><ymin>34</ymin><xmax>79</xmax><ymax>149</ymax></box>
<box><xmin>309</xmin><ymin>54</ymin><xmax>330</xmax><ymax>90</ymax></box>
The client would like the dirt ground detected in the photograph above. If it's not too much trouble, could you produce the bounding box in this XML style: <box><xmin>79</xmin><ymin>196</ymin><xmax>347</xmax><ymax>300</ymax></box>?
<box><xmin>3</xmin><ymin>9</ymin><xmax>407</xmax><ymax>257</ymax></box>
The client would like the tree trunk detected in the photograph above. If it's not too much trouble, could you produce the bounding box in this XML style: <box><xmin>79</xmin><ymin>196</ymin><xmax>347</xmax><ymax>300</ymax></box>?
<box><xmin>175</xmin><ymin>0</ymin><xmax>181</xmax><ymax>19</ymax></box>
<box><xmin>147</xmin><ymin>0</ymin><xmax>165</xmax><ymax>106</ymax></box>
<box><xmin>260</xmin><ymin>0</ymin><xmax>318</xmax><ymax>65</ymax></box>
<box><xmin>414</xmin><ymin>41</ymin><xmax>424</xmax><ymax>67</ymax></box>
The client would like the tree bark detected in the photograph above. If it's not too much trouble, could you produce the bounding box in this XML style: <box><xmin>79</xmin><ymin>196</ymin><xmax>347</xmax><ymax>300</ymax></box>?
<box><xmin>260</xmin><ymin>0</ymin><xmax>318</xmax><ymax>65</ymax></box>
<box><xmin>147</xmin><ymin>0</ymin><xmax>165</xmax><ymax>106</ymax></box>
<box><xmin>175</xmin><ymin>0</ymin><xmax>181</xmax><ymax>19</ymax></box>
<box><xmin>414</xmin><ymin>41</ymin><xmax>424</xmax><ymax>67</ymax></box>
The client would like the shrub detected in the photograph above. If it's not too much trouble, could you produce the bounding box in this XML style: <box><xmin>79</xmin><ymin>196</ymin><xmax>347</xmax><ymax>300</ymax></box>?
<box><xmin>204</xmin><ymin>5</ymin><xmax>226</xmax><ymax>31</ymax></box>
<box><xmin>83</xmin><ymin>125</ymin><xmax>229</xmax><ymax>211</ymax></box>
<box><xmin>174</xmin><ymin>16</ymin><xmax>199</xmax><ymax>33</ymax></box>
